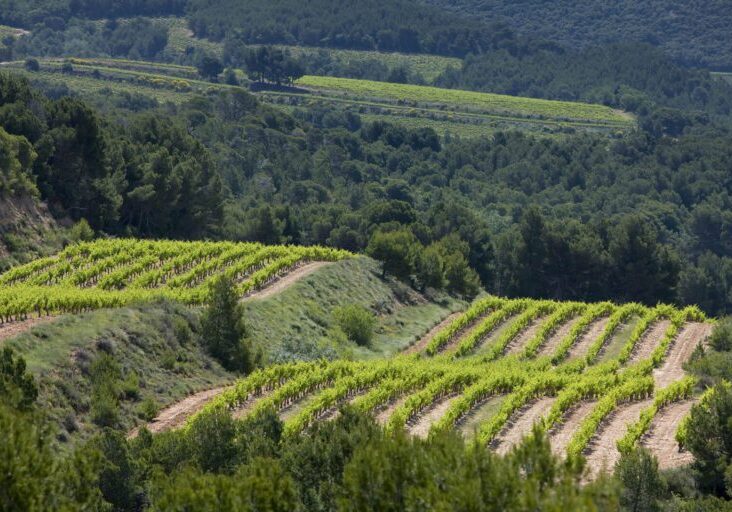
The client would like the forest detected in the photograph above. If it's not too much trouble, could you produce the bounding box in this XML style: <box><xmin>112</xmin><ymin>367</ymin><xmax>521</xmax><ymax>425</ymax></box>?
<box><xmin>1</xmin><ymin>0</ymin><xmax>732</xmax><ymax>511</ymax></box>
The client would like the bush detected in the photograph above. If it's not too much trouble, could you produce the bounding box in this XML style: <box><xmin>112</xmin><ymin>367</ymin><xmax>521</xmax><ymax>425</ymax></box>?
<box><xmin>24</xmin><ymin>58</ymin><xmax>40</xmax><ymax>72</ymax></box>
<box><xmin>710</xmin><ymin>318</ymin><xmax>732</xmax><ymax>352</ymax></box>
<box><xmin>333</xmin><ymin>304</ymin><xmax>376</xmax><ymax>346</ymax></box>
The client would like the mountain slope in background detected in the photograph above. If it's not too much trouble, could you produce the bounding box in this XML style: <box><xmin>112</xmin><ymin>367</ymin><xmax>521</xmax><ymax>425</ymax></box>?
<box><xmin>423</xmin><ymin>0</ymin><xmax>732</xmax><ymax>70</ymax></box>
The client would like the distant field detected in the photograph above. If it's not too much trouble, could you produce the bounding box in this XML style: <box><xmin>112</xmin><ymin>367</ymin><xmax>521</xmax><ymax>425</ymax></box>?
<box><xmin>4</xmin><ymin>57</ymin><xmax>634</xmax><ymax>137</ymax></box>
<box><xmin>156</xmin><ymin>17</ymin><xmax>462</xmax><ymax>82</ymax></box>
<box><xmin>295</xmin><ymin>75</ymin><xmax>634</xmax><ymax>127</ymax></box>
<box><xmin>712</xmin><ymin>72</ymin><xmax>732</xmax><ymax>85</ymax></box>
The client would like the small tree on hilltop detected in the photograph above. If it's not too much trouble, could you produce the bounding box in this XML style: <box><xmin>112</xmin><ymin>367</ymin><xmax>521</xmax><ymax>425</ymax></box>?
<box><xmin>201</xmin><ymin>276</ymin><xmax>252</xmax><ymax>373</ymax></box>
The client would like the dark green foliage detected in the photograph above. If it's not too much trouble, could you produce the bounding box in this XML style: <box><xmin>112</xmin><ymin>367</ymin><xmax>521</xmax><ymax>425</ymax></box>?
<box><xmin>196</xmin><ymin>54</ymin><xmax>223</xmax><ymax>80</ymax></box>
<box><xmin>200</xmin><ymin>275</ymin><xmax>252</xmax><ymax>373</ymax></box>
<box><xmin>710</xmin><ymin>319</ymin><xmax>732</xmax><ymax>352</ymax></box>
<box><xmin>89</xmin><ymin>353</ymin><xmax>121</xmax><ymax>428</ymax></box>
<box><xmin>616</xmin><ymin>448</ymin><xmax>664</xmax><ymax>512</ymax></box>
<box><xmin>0</xmin><ymin>347</ymin><xmax>37</xmax><ymax>411</ymax></box>
<box><xmin>424</xmin><ymin>0</ymin><xmax>732</xmax><ymax>69</ymax></box>
<box><xmin>229</xmin><ymin>45</ymin><xmax>305</xmax><ymax>86</ymax></box>
<box><xmin>0</xmin><ymin>403</ymin><xmax>105</xmax><ymax>511</ymax></box>
<box><xmin>366</xmin><ymin>229</ymin><xmax>418</xmax><ymax>279</ymax></box>
<box><xmin>332</xmin><ymin>304</ymin><xmax>375</xmax><ymax>346</ymax></box>
<box><xmin>684</xmin><ymin>384</ymin><xmax>732</xmax><ymax>496</ymax></box>
<box><xmin>92</xmin><ymin>429</ymin><xmax>139</xmax><ymax>511</ymax></box>
<box><xmin>187</xmin><ymin>0</ymin><xmax>518</xmax><ymax>57</ymax></box>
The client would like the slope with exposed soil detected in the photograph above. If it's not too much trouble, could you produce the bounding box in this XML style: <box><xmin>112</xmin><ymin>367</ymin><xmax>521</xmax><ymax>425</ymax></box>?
<box><xmin>492</xmin><ymin>397</ymin><xmax>556</xmax><ymax>455</ymax></box>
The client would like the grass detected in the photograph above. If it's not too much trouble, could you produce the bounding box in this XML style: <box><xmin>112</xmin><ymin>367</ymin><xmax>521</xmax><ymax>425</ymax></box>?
<box><xmin>6</xmin><ymin>301</ymin><xmax>233</xmax><ymax>444</ymax></box>
<box><xmin>597</xmin><ymin>316</ymin><xmax>643</xmax><ymax>363</ymax></box>
<box><xmin>242</xmin><ymin>257</ymin><xmax>464</xmax><ymax>362</ymax></box>
<box><xmin>457</xmin><ymin>395</ymin><xmax>506</xmax><ymax>438</ymax></box>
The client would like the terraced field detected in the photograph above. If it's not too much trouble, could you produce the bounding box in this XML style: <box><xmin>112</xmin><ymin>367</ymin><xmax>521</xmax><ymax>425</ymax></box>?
<box><xmin>185</xmin><ymin>296</ymin><xmax>711</xmax><ymax>478</ymax></box>
<box><xmin>3</xmin><ymin>57</ymin><xmax>634</xmax><ymax>137</ymax></box>
<box><xmin>0</xmin><ymin>239</ymin><xmax>351</xmax><ymax>321</ymax></box>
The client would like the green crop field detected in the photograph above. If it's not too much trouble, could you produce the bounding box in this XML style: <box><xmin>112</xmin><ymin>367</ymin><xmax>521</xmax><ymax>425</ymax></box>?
<box><xmin>296</xmin><ymin>75</ymin><xmax>634</xmax><ymax>127</ymax></box>
<box><xmin>712</xmin><ymin>72</ymin><xmax>732</xmax><ymax>85</ymax></box>
<box><xmin>5</xmin><ymin>57</ymin><xmax>634</xmax><ymax>137</ymax></box>
<box><xmin>189</xmin><ymin>295</ymin><xmax>710</xmax><ymax>467</ymax></box>
<box><xmin>0</xmin><ymin>239</ymin><xmax>351</xmax><ymax>319</ymax></box>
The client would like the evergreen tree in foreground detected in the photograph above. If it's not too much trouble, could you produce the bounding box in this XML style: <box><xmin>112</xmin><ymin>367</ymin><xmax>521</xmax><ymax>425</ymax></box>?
<box><xmin>200</xmin><ymin>276</ymin><xmax>253</xmax><ymax>373</ymax></box>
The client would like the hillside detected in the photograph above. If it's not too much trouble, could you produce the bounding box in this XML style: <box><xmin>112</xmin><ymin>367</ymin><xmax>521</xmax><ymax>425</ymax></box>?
<box><xmin>189</xmin><ymin>295</ymin><xmax>712</xmax><ymax>477</ymax></box>
<box><xmin>423</xmin><ymin>0</ymin><xmax>732</xmax><ymax>70</ymax></box>
<box><xmin>2</xmin><ymin>253</ymin><xmax>461</xmax><ymax>442</ymax></box>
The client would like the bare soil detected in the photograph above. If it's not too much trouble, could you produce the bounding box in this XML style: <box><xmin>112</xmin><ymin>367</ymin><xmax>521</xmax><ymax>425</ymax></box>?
<box><xmin>503</xmin><ymin>315</ymin><xmax>549</xmax><ymax>356</ymax></box>
<box><xmin>128</xmin><ymin>385</ymin><xmax>232</xmax><ymax>438</ymax></box>
<box><xmin>547</xmin><ymin>401</ymin><xmax>598</xmax><ymax>458</ymax></box>
<box><xmin>566</xmin><ymin>316</ymin><xmax>610</xmax><ymax>360</ymax></box>
<box><xmin>402</xmin><ymin>312</ymin><xmax>463</xmax><ymax>355</ymax></box>
<box><xmin>0</xmin><ymin>316</ymin><xmax>56</xmax><ymax>343</ymax></box>
<box><xmin>470</xmin><ymin>313</ymin><xmax>520</xmax><ymax>354</ymax></box>
<box><xmin>653</xmin><ymin>322</ymin><xmax>712</xmax><ymax>388</ymax></box>
<box><xmin>375</xmin><ymin>395</ymin><xmax>411</xmax><ymax>425</ymax></box>
<box><xmin>407</xmin><ymin>394</ymin><xmax>458</xmax><ymax>438</ymax></box>
<box><xmin>492</xmin><ymin>397</ymin><xmax>556</xmax><ymax>455</ymax></box>
<box><xmin>232</xmin><ymin>388</ymin><xmax>275</xmax><ymax>420</ymax></box>
<box><xmin>583</xmin><ymin>399</ymin><xmax>654</xmax><ymax>480</ymax></box>
<box><xmin>456</xmin><ymin>395</ymin><xmax>506</xmax><ymax>438</ymax></box>
<box><xmin>641</xmin><ymin>400</ymin><xmax>695</xmax><ymax>470</ymax></box>
<box><xmin>535</xmin><ymin>315</ymin><xmax>583</xmax><ymax>358</ymax></box>
<box><xmin>437</xmin><ymin>310</ymin><xmax>499</xmax><ymax>354</ymax></box>
<box><xmin>627</xmin><ymin>320</ymin><xmax>672</xmax><ymax>365</ymax></box>
<box><xmin>242</xmin><ymin>262</ymin><xmax>331</xmax><ymax>301</ymax></box>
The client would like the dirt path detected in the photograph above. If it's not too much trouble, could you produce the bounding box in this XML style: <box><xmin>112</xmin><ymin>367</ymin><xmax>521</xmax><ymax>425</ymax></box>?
<box><xmin>583</xmin><ymin>399</ymin><xmax>653</xmax><ymax>479</ymax></box>
<box><xmin>128</xmin><ymin>385</ymin><xmax>232</xmax><ymax>438</ymax></box>
<box><xmin>653</xmin><ymin>322</ymin><xmax>712</xmax><ymax>388</ymax></box>
<box><xmin>408</xmin><ymin>395</ymin><xmax>458</xmax><ymax>438</ymax></box>
<box><xmin>0</xmin><ymin>316</ymin><xmax>56</xmax><ymax>343</ymax></box>
<box><xmin>535</xmin><ymin>315</ymin><xmax>582</xmax><ymax>358</ymax></box>
<box><xmin>566</xmin><ymin>316</ymin><xmax>610</xmax><ymax>361</ymax></box>
<box><xmin>402</xmin><ymin>312</ymin><xmax>462</xmax><ymax>355</ymax></box>
<box><xmin>375</xmin><ymin>395</ymin><xmax>411</xmax><ymax>425</ymax></box>
<box><xmin>232</xmin><ymin>389</ymin><xmax>274</xmax><ymax>420</ymax></box>
<box><xmin>242</xmin><ymin>262</ymin><xmax>331</xmax><ymax>301</ymax></box>
<box><xmin>492</xmin><ymin>397</ymin><xmax>556</xmax><ymax>455</ymax></box>
<box><xmin>627</xmin><ymin>320</ymin><xmax>672</xmax><ymax>365</ymax></box>
<box><xmin>470</xmin><ymin>314</ymin><xmax>520</xmax><ymax>354</ymax></box>
<box><xmin>548</xmin><ymin>401</ymin><xmax>598</xmax><ymax>458</ymax></box>
<box><xmin>503</xmin><ymin>315</ymin><xmax>548</xmax><ymax>356</ymax></box>
<box><xmin>641</xmin><ymin>400</ymin><xmax>695</xmax><ymax>470</ymax></box>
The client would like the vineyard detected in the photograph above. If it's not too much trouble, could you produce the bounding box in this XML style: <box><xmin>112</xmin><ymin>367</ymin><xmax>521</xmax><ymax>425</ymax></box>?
<box><xmin>0</xmin><ymin>239</ymin><xmax>351</xmax><ymax>320</ymax></box>
<box><xmin>3</xmin><ymin>56</ymin><xmax>634</xmax><ymax>137</ymax></box>
<box><xmin>187</xmin><ymin>295</ymin><xmax>712</xmax><ymax>477</ymax></box>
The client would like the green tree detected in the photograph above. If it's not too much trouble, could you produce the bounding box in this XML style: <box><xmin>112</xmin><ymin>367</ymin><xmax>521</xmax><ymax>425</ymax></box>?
<box><xmin>366</xmin><ymin>229</ymin><xmax>418</xmax><ymax>280</ymax></box>
<box><xmin>616</xmin><ymin>448</ymin><xmax>664</xmax><ymax>512</ymax></box>
<box><xmin>0</xmin><ymin>347</ymin><xmax>37</xmax><ymax>411</ymax></box>
<box><xmin>333</xmin><ymin>304</ymin><xmax>376</xmax><ymax>346</ymax></box>
<box><xmin>200</xmin><ymin>275</ymin><xmax>252</xmax><ymax>373</ymax></box>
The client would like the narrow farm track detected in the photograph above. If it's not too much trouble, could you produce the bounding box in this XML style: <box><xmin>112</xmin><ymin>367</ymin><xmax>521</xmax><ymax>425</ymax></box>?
<box><xmin>653</xmin><ymin>322</ymin><xmax>712</xmax><ymax>388</ymax></box>
<box><xmin>0</xmin><ymin>316</ymin><xmax>56</xmax><ymax>343</ymax></box>
<box><xmin>583</xmin><ymin>399</ymin><xmax>654</xmax><ymax>479</ymax></box>
<box><xmin>232</xmin><ymin>389</ymin><xmax>275</xmax><ymax>420</ymax></box>
<box><xmin>641</xmin><ymin>400</ymin><xmax>696</xmax><ymax>470</ymax></box>
<box><xmin>402</xmin><ymin>312</ymin><xmax>462</xmax><ymax>355</ymax></box>
<box><xmin>627</xmin><ymin>320</ymin><xmax>672</xmax><ymax>365</ymax></box>
<box><xmin>535</xmin><ymin>315</ymin><xmax>582</xmax><ymax>358</ymax></box>
<box><xmin>566</xmin><ymin>316</ymin><xmax>610</xmax><ymax>360</ymax></box>
<box><xmin>456</xmin><ymin>395</ymin><xmax>506</xmax><ymax>438</ymax></box>
<box><xmin>128</xmin><ymin>385</ymin><xmax>233</xmax><ymax>439</ymax></box>
<box><xmin>503</xmin><ymin>315</ymin><xmax>548</xmax><ymax>356</ymax></box>
<box><xmin>492</xmin><ymin>397</ymin><xmax>556</xmax><ymax>455</ymax></box>
<box><xmin>548</xmin><ymin>401</ymin><xmax>598</xmax><ymax>458</ymax></box>
<box><xmin>471</xmin><ymin>313</ymin><xmax>521</xmax><ymax>353</ymax></box>
<box><xmin>439</xmin><ymin>310</ymin><xmax>500</xmax><ymax>354</ymax></box>
<box><xmin>375</xmin><ymin>395</ymin><xmax>411</xmax><ymax>425</ymax></box>
<box><xmin>242</xmin><ymin>261</ymin><xmax>331</xmax><ymax>301</ymax></box>
<box><xmin>408</xmin><ymin>395</ymin><xmax>458</xmax><ymax>438</ymax></box>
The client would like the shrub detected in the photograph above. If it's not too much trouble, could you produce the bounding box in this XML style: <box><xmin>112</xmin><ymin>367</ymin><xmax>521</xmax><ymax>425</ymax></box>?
<box><xmin>710</xmin><ymin>318</ymin><xmax>732</xmax><ymax>352</ymax></box>
<box><xmin>333</xmin><ymin>304</ymin><xmax>376</xmax><ymax>346</ymax></box>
